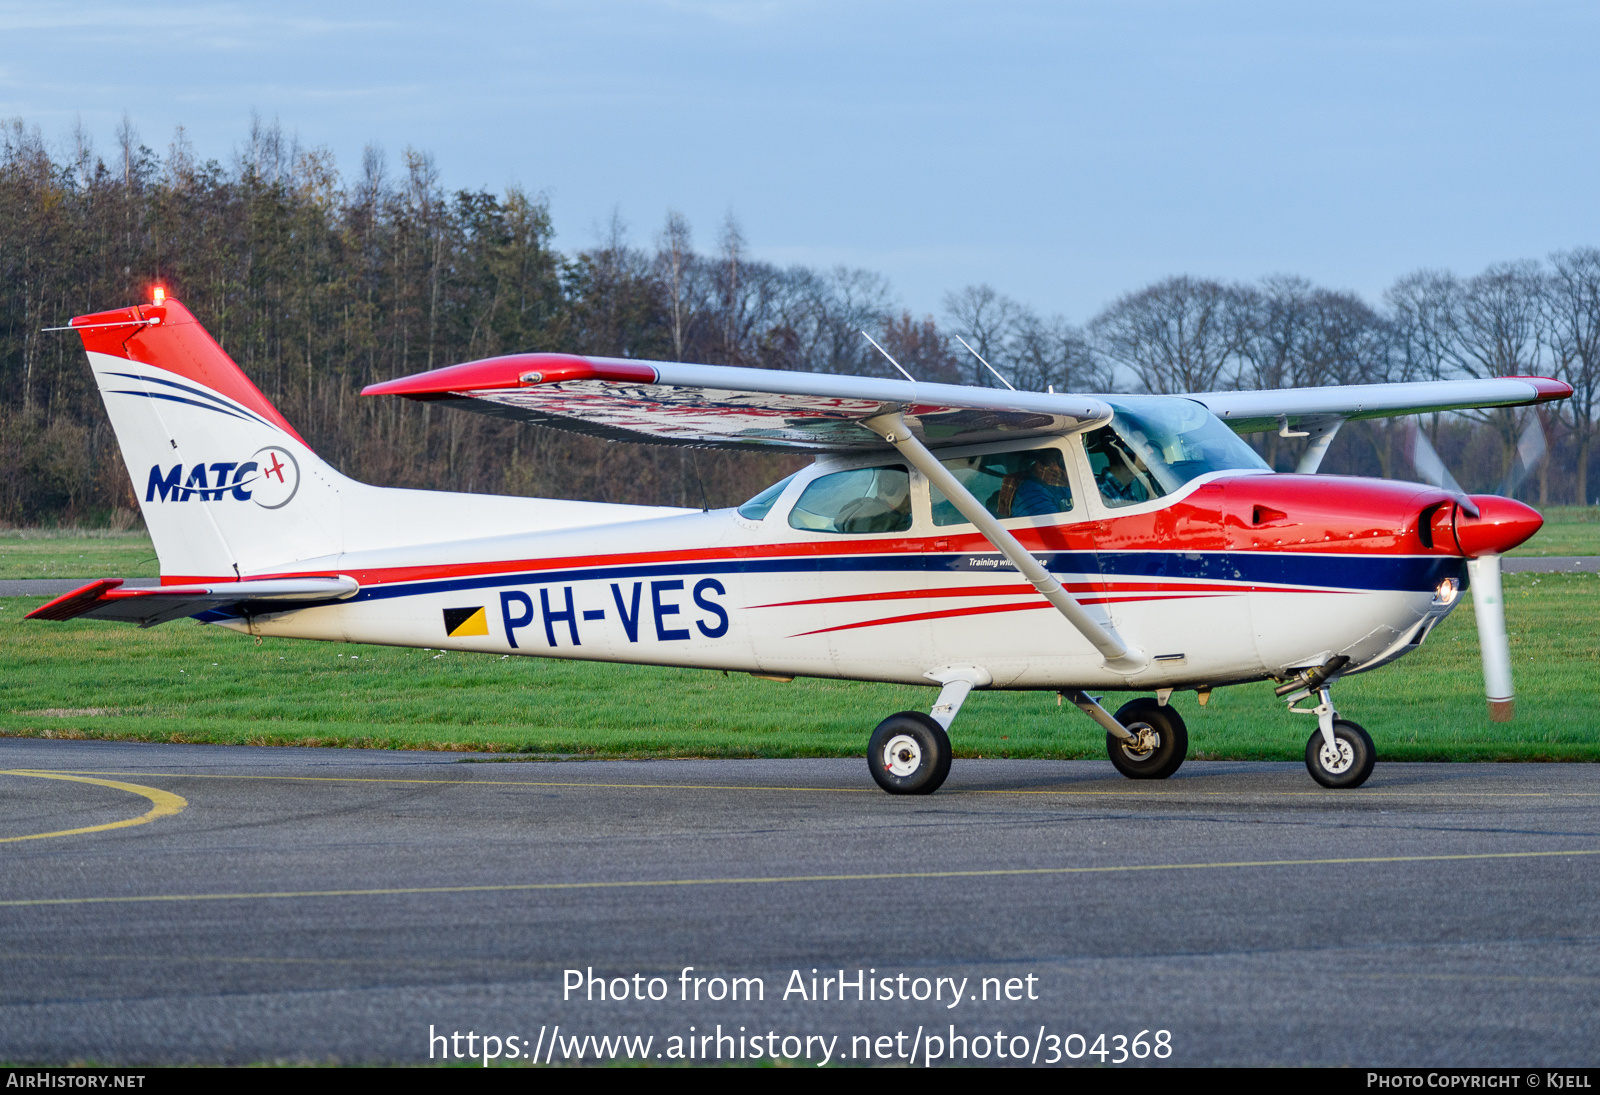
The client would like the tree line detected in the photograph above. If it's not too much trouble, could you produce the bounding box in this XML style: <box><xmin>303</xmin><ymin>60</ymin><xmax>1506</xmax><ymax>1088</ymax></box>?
<box><xmin>2</xmin><ymin>117</ymin><xmax>1596</xmax><ymax>528</ymax></box>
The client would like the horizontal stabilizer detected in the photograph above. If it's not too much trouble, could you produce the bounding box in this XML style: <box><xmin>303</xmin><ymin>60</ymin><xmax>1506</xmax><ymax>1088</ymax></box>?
<box><xmin>26</xmin><ymin>576</ymin><xmax>359</xmax><ymax>628</ymax></box>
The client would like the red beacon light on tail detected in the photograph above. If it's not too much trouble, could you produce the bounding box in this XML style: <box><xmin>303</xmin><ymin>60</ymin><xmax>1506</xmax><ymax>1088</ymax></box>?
<box><xmin>152</xmin><ymin>286</ymin><xmax>166</xmax><ymax>305</ymax></box>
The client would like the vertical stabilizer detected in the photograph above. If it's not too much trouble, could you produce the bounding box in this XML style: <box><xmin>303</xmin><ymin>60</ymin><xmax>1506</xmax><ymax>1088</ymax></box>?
<box><xmin>73</xmin><ymin>295</ymin><xmax>345</xmax><ymax>581</ymax></box>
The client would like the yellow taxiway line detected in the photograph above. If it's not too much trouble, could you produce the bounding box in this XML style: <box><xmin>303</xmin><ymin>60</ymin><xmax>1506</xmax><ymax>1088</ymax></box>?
<box><xmin>1</xmin><ymin>848</ymin><xmax>1595</xmax><ymax>909</ymax></box>
<box><xmin>0</xmin><ymin>770</ymin><xmax>187</xmax><ymax>843</ymax></box>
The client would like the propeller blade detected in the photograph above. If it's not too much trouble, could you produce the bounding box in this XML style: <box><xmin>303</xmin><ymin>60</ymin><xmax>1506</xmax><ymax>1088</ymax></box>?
<box><xmin>1498</xmin><ymin>412</ymin><xmax>1548</xmax><ymax>498</ymax></box>
<box><xmin>1466</xmin><ymin>553</ymin><xmax>1514</xmax><ymax>722</ymax></box>
<box><xmin>1407</xmin><ymin>422</ymin><xmax>1480</xmax><ymax>517</ymax></box>
<box><xmin>1408</xmin><ymin>423</ymin><xmax>1463</xmax><ymax>494</ymax></box>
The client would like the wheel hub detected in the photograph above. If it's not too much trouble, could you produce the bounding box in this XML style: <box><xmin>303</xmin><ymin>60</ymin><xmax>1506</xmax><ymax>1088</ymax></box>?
<box><xmin>882</xmin><ymin>733</ymin><xmax>923</xmax><ymax>777</ymax></box>
<box><xmin>1121</xmin><ymin>724</ymin><xmax>1159</xmax><ymax>761</ymax></box>
<box><xmin>1318</xmin><ymin>738</ymin><xmax>1355</xmax><ymax>775</ymax></box>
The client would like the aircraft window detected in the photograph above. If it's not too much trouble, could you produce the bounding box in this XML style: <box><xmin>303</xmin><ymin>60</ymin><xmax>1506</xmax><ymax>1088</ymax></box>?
<box><xmin>787</xmin><ymin>465</ymin><xmax>913</xmax><ymax>534</ymax></box>
<box><xmin>930</xmin><ymin>448</ymin><xmax>1073</xmax><ymax>526</ymax></box>
<box><xmin>1085</xmin><ymin>397</ymin><xmax>1270</xmax><ymax>508</ymax></box>
<box><xmin>736</xmin><ymin>473</ymin><xmax>797</xmax><ymax>520</ymax></box>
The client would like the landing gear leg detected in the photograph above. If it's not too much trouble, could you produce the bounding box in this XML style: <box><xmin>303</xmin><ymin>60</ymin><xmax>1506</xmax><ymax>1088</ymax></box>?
<box><xmin>1282</xmin><ymin>673</ymin><xmax>1374</xmax><ymax>788</ymax></box>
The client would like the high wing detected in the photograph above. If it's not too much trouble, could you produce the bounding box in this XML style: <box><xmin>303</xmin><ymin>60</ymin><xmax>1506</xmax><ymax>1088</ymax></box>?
<box><xmin>1192</xmin><ymin>376</ymin><xmax>1571</xmax><ymax>434</ymax></box>
<box><xmin>361</xmin><ymin>354</ymin><xmax>1111</xmax><ymax>451</ymax></box>
<box><xmin>26</xmin><ymin>577</ymin><xmax>359</xmax><ymax>628</ymax></box>
<box><xmin>363</xmin><ymin>354</ymin><xmax>1572</xmax><ymax>452</ymax></box>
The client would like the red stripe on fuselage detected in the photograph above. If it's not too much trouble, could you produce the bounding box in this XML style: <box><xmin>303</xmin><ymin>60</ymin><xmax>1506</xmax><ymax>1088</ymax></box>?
<box><xmin>788</xmin><ymin>591</ymin><xmax>1233</xmax><ymax>637</ymax></box>
<box><xmin>793</xmin><ymin>600</ymin><xmax>1050</xmax><ymax>636</ymax></box>
<box><xmin>751</xmin><ymin>577</ymin><xmax>1334</xmax><ymax>610</ymax></box>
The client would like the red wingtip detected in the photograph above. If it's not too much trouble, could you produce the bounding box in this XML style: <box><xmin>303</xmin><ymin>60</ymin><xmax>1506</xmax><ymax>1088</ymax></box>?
<box><xmin>1506</xmin><ymin>376</ymin><xmax>1573</xmax><ymax>403</ymax></box>
<box><xmin>362</xmin><ymin>353</ymin><xmax>658</xmax><ymax>399</ymax></box>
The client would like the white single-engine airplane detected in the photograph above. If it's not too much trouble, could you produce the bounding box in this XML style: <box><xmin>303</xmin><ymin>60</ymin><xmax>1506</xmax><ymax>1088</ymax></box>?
<box><xmin>30</xmin><ymin>291</ymin><xmax>1568</xmax><ymax>793</ymax></box>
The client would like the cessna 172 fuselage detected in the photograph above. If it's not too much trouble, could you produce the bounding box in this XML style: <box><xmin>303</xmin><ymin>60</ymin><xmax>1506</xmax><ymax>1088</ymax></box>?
<box><xmin>30</xmin><ymin>294</ymin><xmax>1563</xmax><ymax>794</ymax></box>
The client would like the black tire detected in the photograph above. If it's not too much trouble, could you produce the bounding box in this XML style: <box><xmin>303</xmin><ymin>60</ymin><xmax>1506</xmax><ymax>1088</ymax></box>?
<box><xmin>1305</xmin><ymin>718</ymin><xmax>1375</xmax><ymax>789</ymax></box>
<box><xmin>1106</xmin><ymin>697</ymin><xmax>1188</xmax><ymax>780</ymax></box>
<box><xmin>867</xmin><ymin>712</ymin><xmax>952</xmax><ymax>795</ymax></box>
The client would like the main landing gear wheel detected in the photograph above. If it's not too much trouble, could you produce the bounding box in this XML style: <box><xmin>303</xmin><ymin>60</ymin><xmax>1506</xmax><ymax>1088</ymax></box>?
<box><xmin>868</xmin><ymin>712</ymin><xmax>952</xmax><ymax>795</ymax></box>
<box><xmin>1106</xmin><ymin>698</ymin><xmax>1188</xmax><ymax>780</ymax></box>
<box><xmin>1305</xmin><ymin>718</ymin><xmax>1375</xmax><ymax>789</ymax></box>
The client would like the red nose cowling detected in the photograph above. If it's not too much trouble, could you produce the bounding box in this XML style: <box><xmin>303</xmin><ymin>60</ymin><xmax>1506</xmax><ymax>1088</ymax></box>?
<box><xmin>1453</xmin><ymin>496</ymin><xmax>1544</xmax><ymax>558</ymax></box>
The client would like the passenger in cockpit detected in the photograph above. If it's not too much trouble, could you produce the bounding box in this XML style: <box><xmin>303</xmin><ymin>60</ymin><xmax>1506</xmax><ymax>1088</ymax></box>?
<box><xmin>1009</xmin><ymin>453</ymin><xmax>1073</xmax><ymax>518</ymax></box>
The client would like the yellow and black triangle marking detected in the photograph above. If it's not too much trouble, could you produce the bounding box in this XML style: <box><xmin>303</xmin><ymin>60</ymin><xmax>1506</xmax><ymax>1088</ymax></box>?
<box><xmin>443</xmin><ymin>606</ymin><xmax>489</xmax><ymax>637</ymax></box>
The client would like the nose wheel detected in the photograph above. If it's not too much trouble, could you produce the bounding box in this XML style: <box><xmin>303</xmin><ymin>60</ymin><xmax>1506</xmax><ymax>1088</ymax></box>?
<box><xmin>867</xmin><ymin>712</ymin><xmax>952</xmax><ymax>795</ymax></box>
<box><xmin>1279</xmin><ymin>662</ymin><xmax>1375</xmax><ymax>789</ymax></box>
<box><xmin>1305</xmin><ymin>718</ymin><xmax>1374</xmax><ymax>788</ymax></box>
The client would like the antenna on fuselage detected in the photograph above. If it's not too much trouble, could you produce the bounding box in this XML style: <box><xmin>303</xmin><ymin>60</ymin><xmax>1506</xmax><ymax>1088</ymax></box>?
<box><xmin>953</xmin><ymin>334</ymin><xmax>1016</xmax><ymax>391</ymax></box>
<box><xmin>860</xmin><ymin>331</ymin><xmax>916</xmax><ymax>383</ymax></box>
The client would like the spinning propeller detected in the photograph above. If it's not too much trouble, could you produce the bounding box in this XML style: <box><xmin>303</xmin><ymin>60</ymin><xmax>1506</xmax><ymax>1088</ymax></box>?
<box><xmin>1405</xmin><ymin>417</ymin><xmax>1548</xmax><ymax>722</ymax></box>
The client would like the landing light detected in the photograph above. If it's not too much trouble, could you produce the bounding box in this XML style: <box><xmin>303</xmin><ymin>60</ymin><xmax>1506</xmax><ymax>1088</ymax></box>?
<box><xmin>1434</xmin><ymin>577</ymin><xmax>1460</xmax><ymax>606</ymax></box>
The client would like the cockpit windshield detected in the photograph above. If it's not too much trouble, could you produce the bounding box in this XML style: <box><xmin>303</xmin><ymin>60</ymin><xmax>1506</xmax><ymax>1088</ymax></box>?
<box><xmin>1083</xmin><ymin>397</ymin><xmax>1269</xmax><ymax>508</ymax></box>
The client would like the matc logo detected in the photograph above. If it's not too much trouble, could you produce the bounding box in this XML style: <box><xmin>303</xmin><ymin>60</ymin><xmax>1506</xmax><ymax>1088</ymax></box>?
<box><xmin>144</xmin><ymin>446</ymin><xmax>300</xmax><ymax>509</ymax></box>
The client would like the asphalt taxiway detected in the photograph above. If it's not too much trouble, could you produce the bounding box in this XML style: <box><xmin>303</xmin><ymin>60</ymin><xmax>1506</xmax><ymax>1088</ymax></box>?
<box><xmin>1</xmin><ymin>739</ymin><xmax>1596</xmax><ymax>1066</ymax></box>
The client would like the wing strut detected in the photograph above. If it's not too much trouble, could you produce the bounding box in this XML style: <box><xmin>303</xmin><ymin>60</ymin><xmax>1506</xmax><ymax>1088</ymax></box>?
<box><xmin>863</xmin><ymin>411</ymin><xmax>1149</xmax><ymax>674</ymax></box>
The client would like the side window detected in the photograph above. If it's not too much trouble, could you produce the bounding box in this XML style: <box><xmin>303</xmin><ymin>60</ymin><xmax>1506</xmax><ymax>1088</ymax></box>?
<box><xmin>930</xmin><ymin>448</ymin><xmax>1073</xmax><ymax>526</ymax></box>
<box><xmin>787</xmin><ymin>465</ymin><xmax>913</xmax><ymax>534</ymax></box>
<box><xmin>736</xmin><ymin>473</ymin><xmax>797</xmax><ymax>520</ymax></box>
<box><xmin>1083</xmin><ymin>425</ymin><xmax>1165</xmax><ymax>508</ymax></box>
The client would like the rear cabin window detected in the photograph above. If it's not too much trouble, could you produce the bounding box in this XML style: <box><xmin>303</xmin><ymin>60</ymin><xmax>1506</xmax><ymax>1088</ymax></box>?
<box><xmin>930</xmin><ymin>448</ymin><xmax>1073</xmax><ymax>526</ymax></box>
<box><xmin>787</xmin><ymin>465</ymin><xmax>913</xmax><ymax>534</ymax></box>
<box><xmin>736</xmin><ymin>473</ymin><xmax>797</xmax><ymax>520</ymax></box>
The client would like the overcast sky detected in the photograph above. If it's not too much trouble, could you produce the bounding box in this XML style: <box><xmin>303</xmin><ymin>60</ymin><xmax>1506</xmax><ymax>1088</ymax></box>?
<box><xmin>5</xmin><ymin>1</ymin><xmax>1598</xmax><ymax>320</ymax></box>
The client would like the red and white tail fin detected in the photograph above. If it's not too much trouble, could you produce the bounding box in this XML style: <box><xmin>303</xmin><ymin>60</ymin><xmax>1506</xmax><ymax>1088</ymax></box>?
<box><xmin>73</xmin><ymin>294</ymin><xmax>347</xmax><ymax>580</ymax></box>
<box><xmin>74</xmin><ymin>293</ymin><xmax>684</xmax><ymax>584</ymax></box>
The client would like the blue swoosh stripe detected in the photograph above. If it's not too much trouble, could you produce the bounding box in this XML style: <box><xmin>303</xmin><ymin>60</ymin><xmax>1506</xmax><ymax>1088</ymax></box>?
<box><xmin>105</xmin><ymin>371</ymin><xmax>275</xmax><ymax>430</ymax></box>
<box><xmin>106</xmin><ymin>389</ymin><xmax>259</xmax><ymax>424</ymax></box>
<box><xmin>191</xmin><ymin>551</ymin><xmax>1464</xmax><ymax>623</ymax></box>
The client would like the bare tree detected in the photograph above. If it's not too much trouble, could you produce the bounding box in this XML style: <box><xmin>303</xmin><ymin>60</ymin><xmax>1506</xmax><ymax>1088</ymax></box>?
<box><xmin>1547</xmin><ymin>248</ymin><xmax>1600</xmax><ymax>504</ymax></box>
<box><xmin>1235</xmin><ymin>276</ymin><xmax>1303</xmax><ymax>392</ymax></box>
<box><xmin>656</xmin><ymin>210</ymin><xmax>694</xmax><ymax>359</ymax></box>
<box><xmin>1007</xmin><ymin>311</ymin><xmax>1106</xmax><ymax>393</ymax></box>
<box><xmin>1386</xmin><ymin>270</ymin><xmax>1461</xmax><ymax>386</ymax></box>
<box><xmin>880</xmin><ymin>312</ymin><xmax>962</xmax><ymax>383</ymax></box>
<box><xmin>1451</xmin><ymin>261</ymin><xmax>1550</xmax><ymax>494</ymax></box>
<box><xmin>1088</xmin><ymin>276</ymin><xmax>1246</xmax><ymax>394</ymax></box>
<box><xmin>943</xmin><ymin>284</ymin><xmax>1019</xmax><ymax>387</ymax></box>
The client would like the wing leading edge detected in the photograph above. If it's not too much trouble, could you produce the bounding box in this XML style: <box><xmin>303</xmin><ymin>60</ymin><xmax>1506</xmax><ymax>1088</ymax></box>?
<box><xmin>1192</xmin><ymin>377</ymin><xmax>1571</xmax><ymax>434</ymax></box>
<box><xmin>361</xmin><ymin>354</ymin><xmax>1113</xmax><ymax>451</ymax></box>
<box><xmin>363</xmin><ymin>354</ymin><xmax>1573</xmax><ymax>451</ymax></box>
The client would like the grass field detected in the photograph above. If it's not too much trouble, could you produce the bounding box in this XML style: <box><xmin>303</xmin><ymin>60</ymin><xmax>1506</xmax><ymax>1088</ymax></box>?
<box><xmin>2</xmin><ymin>570</ymin><xmax>1596</xmax><ymax>761</ymax></box>
<box><xmin>2</xmin><ymin>505</ymin><xmax>1596</xmax><ymax>582</ymax></box>
<box><xmin>1512</xmin><ymin>505</ymin><xmax>1600</xmax><ymax>556</ymax></box>
<box><xmin>0</xmin><ymin>530</ymin><xmax>159</xmax><ymax>579</ymax></box>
